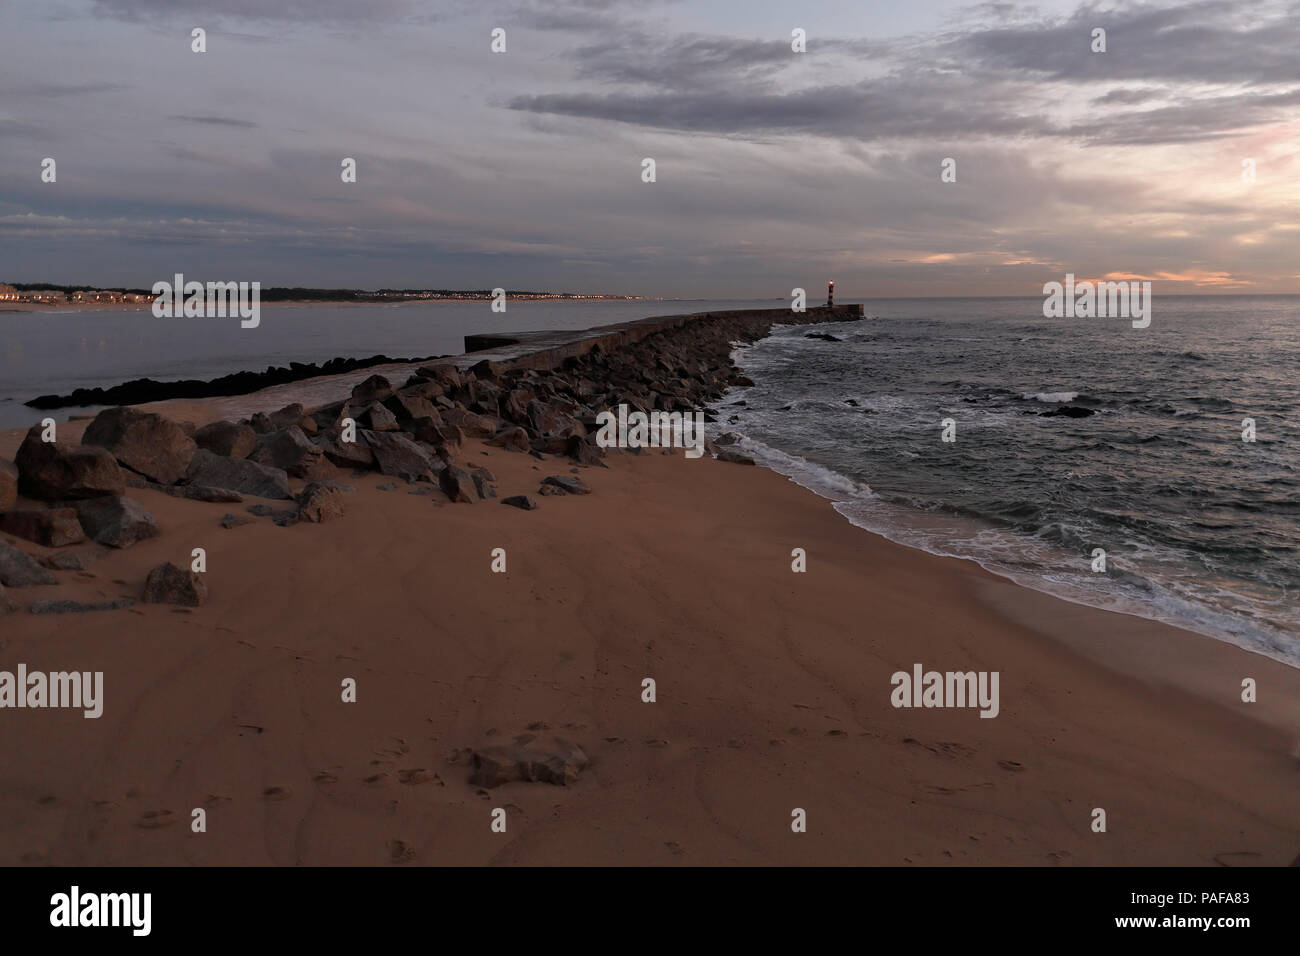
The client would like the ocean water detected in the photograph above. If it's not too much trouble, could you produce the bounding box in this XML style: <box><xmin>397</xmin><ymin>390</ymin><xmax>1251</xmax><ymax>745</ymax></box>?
<box><xmin>0</xmin><ymin>297</ymin><xmax>771</xmax><ymax>431</ymax></box>
<box><xmin>715</xmin><ymin>296</ymin><xmax>1300</xmax><ymax>667</ymax></box>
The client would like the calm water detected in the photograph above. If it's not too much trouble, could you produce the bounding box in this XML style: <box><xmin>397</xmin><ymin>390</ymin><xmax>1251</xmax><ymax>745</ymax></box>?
<box><xmin>0</xmin><ymin>298</ymin><xmax>771</xmax><ymax>430</ymax></box>
<box><xmin>718</xmin><ymin>296</ymin><xmax>1300</xmax><ymax>666</ymax></box>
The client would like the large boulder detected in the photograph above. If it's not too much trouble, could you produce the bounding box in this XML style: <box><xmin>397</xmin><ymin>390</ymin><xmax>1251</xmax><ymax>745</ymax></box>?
<box><xmin>0</xmin><ymin>460</ymin><xmax>16</xmax><ymax>511</ymax></box>
<box><xmin>15</xmin><ymin>427</ymin><xmax>124</xmax><ymax>500</ymax></box>
<box><xmin>361</xmin><ymin>430</ymin><xmax>438</xmax><ymax>482</ymax></box>
<box><xmin>73</xmin><ymin>495</ymin><xmax>160</xmax><ymax>548</ymax></box>
<box><xmin>185</xmin><ymin>449</ymin><xmax>293</xmax><ymax>499</ymax></box>
<box><xmin>0</xmin><ymin>508</ymin><xmax>85</xmax><ymax>547</ymax></box>
<box><xmin>82</xmin><ymin>406</ymin><xmax>196</xmax><ymax>485</ymax></box>
<box><xmin>142</xmin><ymin>562</ymin><xmax>207</xmax><ymax>606</ymax></box>
<box><xmin>249</xmin><ymin>426</ymin><xmax>324</xmax><ymax>478</ymax></box>
<box><xmin>0</xmin><ymin>540</ymin><xmax>58</xmax><ymax>587</ymax></box>
<box><xmin>193</xmin><ymin>420</ymin><xmax>257</xmax><ymax>458</ymax></box>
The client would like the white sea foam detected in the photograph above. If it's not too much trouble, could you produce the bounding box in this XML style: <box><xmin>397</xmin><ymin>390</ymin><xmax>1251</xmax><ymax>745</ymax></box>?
<box><xmin>721</xmin><ymin>429</ymin><xmax>1300</xmax><ymax>670</ymax></box>
<box><xmin>1022</xmin><ymin>391</ymin><xmax>1079</xmax><ymax>403</ymax></box>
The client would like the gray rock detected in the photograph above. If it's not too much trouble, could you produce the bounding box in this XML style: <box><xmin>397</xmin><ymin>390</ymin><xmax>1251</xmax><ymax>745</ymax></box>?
<box><xmin>501</xmin><ymin>495</ymin><xmax>538</xmax><ymax>511</ymax></box>
<box><xmin>247</xmin><ymin>504</ymin><xmax>277</xmax><ymax>517</ymax></box>
<box><xmin>716</xmin><ymin>448</ymin><xmax>756</xmax><ymax>466</ymax></box>
<box><xmin>469</xmin><ymin>738</ymin><xmax>589</xmax><ymax>788</ymax></box>
<box><xmin>486</xmin><ymin>426</ymin><xmax>531</xmax><ymax>453</ymax></box>
<box><xmin>357</xmin><ymin>402</ymin><xmax>399</xmax><ymax>432</ymax></box>
<box><xmin>39</xmin><ymin>550</ymin><xmax>89</xmax><ymax>571</ymax></box>
<box><xmin>471</xmin><ymin>469</ymin><xmax>496</xmax><ymax>499</ymax></box>
<box><xmin>267</xmin><ymin>402</ymin><xmax>306</xmax><ymax>430</ymax></box>
<box><xmin>73</xmin><ymin>495</ymin><xmax>160</xmax><ymax>548</ymax></box>
<box><xmin>383</xmin><ymin>389</ymin><xmax>439</xmax><ymax>423</ymax></box>
<box><xmin>0</xmin><ymin>508</ymin><xmax>85</xmax><ymax>547</ymax></box>
<box><xmin>540</xmin><ymin>475</ymin><xmax>591</xmax><ymax>495</ymax></box>
<box><xmin>249</xmin><ymin>426</ymin><xmax>324</xmax><ymax>478</ymax></box>
<box><xmin>220</xmin><ymin>513</ymin><xmax>256</xmax><ymax>529</ymax></box>
<box><xmin>132</xmin><ymin>478</ymin><xmax>243</xmax><ymax>503</ymax></box>
<box><xmin>350</xmin><ymin>374</ymin><xmax>394</xmax><ymax>406</ymax></box>
<box><xmin>82</xmin><ymin>406</ymin><xmax>196</xmax><ymax>485</ymax></box>
<box><xmin>193</xmin><ymin>420</ymin><xmax>258</xmax><ymax>458</ymax></box>
<box><xmin>15</xmin><ymin>426</ymin><xmax>124</xmax><ymax>500</ymax></box>
<box><xmin>362</xmin><ymin>430</ymin><xmax>437</xmax><ymax>482</ymax></box>
<box><xmin>295</xmin><ymin>482</ymin><xmax>346</xmax><ymax>523</ymax></box>
<box><xmin>415</xmin><ymin>364</ymin><xmax>461</xmax><ymax>390</ymax></box>
<box><xmin>439</xmin><ymin>465</ymin><xmax>474</xmax><ymax>504</ymax></box>
<box><xmin>317</xmin><ymin>435</ymin><xmax>374</xmax><ymax>470</ymax></box>
<box><xmin>0</xmin><ymin>540</ymin><xmax>58</xmax><ymax>586</ymax></box>
<box><xmin>442</xmin><ymin>407</ymin><xmax>498</xmax><ymax>439</ymax></box>
<box><xmin>185</xmin><ymin>448</ymin><xmax>293</xmax><ymax>499</ymax></box>
<box><xmin>142</xmin><ymin>561</ymin><xmax>208</xmax><ymax>606</ymax></box>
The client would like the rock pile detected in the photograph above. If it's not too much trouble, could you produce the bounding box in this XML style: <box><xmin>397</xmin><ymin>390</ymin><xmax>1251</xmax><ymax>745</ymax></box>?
<box><xmin>1</xmin><ymin>308</ymin><xmax>832</xmax><ymax>609</ymax></box>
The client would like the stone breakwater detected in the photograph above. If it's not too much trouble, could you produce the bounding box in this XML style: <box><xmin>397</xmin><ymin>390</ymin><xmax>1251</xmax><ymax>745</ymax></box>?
<box><xmin>0</xmin><ymin>306</ymin><xmax>861</xmax><ymax>615</ymax></box>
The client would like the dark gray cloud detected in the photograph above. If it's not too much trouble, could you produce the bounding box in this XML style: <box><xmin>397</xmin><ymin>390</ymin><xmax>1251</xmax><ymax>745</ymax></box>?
<box><xmin>509</xmin><ymin>1</ymin><xmax>1300</xmax><ymax>147</ymax></box>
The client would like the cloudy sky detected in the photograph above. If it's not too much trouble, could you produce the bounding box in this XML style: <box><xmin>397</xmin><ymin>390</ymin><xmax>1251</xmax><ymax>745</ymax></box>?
<box><xmin>1</xmin><ymin>0</ymin><xmax>1296</xmax><ymax>297</ymax></box>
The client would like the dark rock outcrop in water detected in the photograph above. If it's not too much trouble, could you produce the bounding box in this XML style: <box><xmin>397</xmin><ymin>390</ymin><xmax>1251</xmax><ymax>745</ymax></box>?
<box><xmin>24</xmin><ymin>354</ymin><xmax>445</xmax><ymax>411</ymax></box>
<box><xmin>1038</xmin><ymin>405</ymin><xmax>1096</xmax><ymax>418</ymax></box>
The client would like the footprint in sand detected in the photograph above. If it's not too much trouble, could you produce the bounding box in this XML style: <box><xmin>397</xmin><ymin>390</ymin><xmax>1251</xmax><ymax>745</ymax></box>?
<box><xmin>397</xmin><ymin>768</ymin><xmax>435</xmax><ymax>785</ymax></box>
<box><xmin>363</xmin><ymin>773</ymin><xmax>390</xmax><ymax>787</ymax></box>
<box><xmin>262</xmin><ymin>786</ymin><xmax>292</xmax><ymax>800</ymax></box>
<box><xmin>137</xmin><ymin>809</ymin><xmax>177</xmax><ymax>829</ymax></box>
<box><xmin>387</xmin><ymin>839</ymin><xmax>416</xmax><ymax>864</ymax></box>
<box><xmin>1213</xmin><ymin>851</ymin><xmax>1262</xmax><ymax>866</ymax></box>
<box><xmin>313</xmin><ymin>772</ymin><xmax>339</xmax><ymax>786</ymax></box>
<box><xmin>997</xmin><ymin>760</ymin><xmax>1026</xmax><ymax>772</ymax></box>
<box><xmin>645</xmin><ymin>738</ymin><xmax>670</xmax><ymax>748</ymax></box>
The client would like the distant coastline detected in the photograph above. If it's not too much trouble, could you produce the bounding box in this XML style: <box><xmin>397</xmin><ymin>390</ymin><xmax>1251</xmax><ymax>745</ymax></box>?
<box><xmin>0</xmin><ymin>283</ymin><xmax>659</xmax><ymax>312</ymax></box>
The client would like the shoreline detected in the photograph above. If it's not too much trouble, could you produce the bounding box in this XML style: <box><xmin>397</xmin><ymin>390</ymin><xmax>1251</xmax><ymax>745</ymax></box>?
<box><xmin>2</xmin><ymin>424</ymin><xmax>1296</xmax><ymax>864</ymax></box>
<box><xmin>0</xmin><ymin>298</ymin><xmax>664</xmax><ymax>315</ymax></box>
<box><xmin>1</xmin><ymin>307</ymin><xmax>1296</xmax><ymax>865</ymax></box>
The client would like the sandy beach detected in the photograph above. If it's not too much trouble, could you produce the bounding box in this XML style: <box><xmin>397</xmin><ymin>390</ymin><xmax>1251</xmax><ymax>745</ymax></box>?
<box><xmin>2</xmin><ymin>395</ymin><xmax>1297</xmax><ymax>866</ymax></box>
